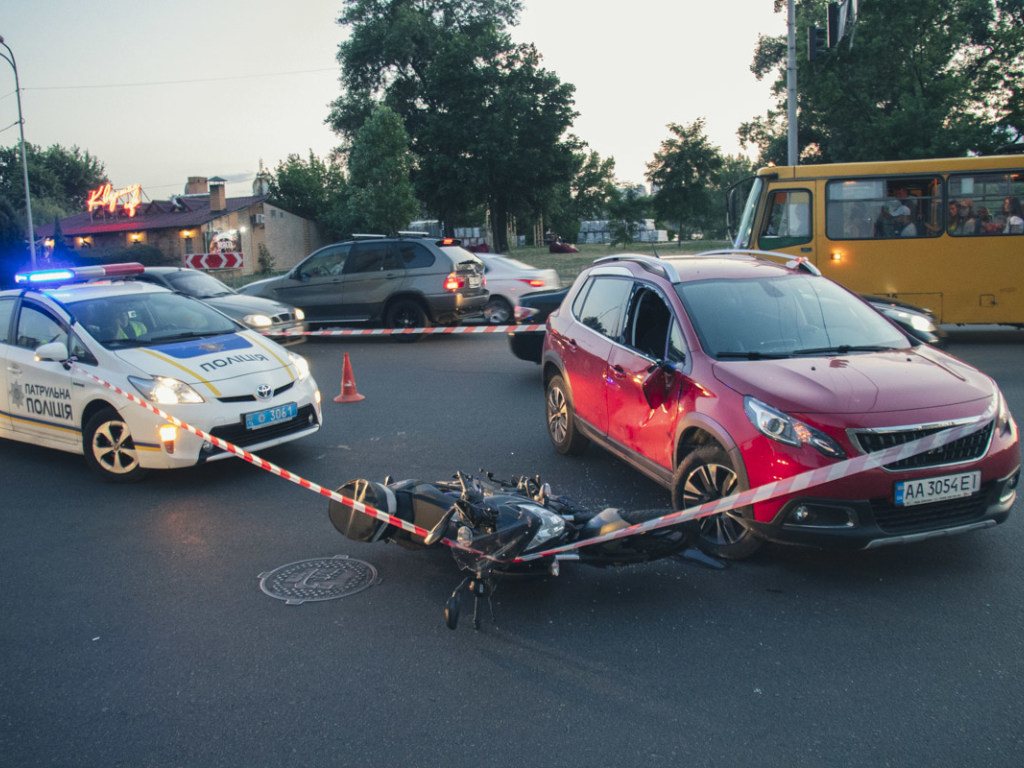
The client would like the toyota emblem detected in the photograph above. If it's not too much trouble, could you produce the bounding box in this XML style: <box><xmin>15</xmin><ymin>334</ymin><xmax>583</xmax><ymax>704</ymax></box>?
<box><xmin>256</xmin><ymin>384</ymin><xmax>272</xmax><ymax>400</ymax></box>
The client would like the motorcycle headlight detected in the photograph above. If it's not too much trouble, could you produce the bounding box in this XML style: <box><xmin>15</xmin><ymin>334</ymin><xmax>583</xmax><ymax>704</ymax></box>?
<box><xmin>243</xmin><ymin>313</ymin><xmax>274</xmax><ymax>328</ymax></box>
<box><xmin>128</xmin><ymin>375</ymin><xmax>205</xmax><ymax>404</ymax></box>
<box><xmin>524</xmin><ymin>506</ymin><xmax>566</xmax><ymax>551</ymax></box>
<box><xmin>289</xmin><ymin>352</ymin><xmax>311</xmax><ymax>381</ymax></box>
<box><xmin>744</xmin><ymin>396</ymin><xmax>846</xmax><ymax>459</ymax></box>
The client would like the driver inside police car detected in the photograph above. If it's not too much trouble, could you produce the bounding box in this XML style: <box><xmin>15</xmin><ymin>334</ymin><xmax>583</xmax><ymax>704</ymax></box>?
<box><xmin>114</xmin><ymin>308</ymin><xmax>146</xmax><ymax>339</ymax></box>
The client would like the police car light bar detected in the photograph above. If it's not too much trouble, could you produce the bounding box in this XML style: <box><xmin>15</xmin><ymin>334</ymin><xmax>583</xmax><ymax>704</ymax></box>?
<box><xmin>15</xmin><ymin>262</ymin><xmax>146</xmax><ymax>285</ymax></box>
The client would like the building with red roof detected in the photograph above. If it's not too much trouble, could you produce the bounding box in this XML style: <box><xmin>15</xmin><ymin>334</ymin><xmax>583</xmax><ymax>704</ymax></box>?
<box><xmin>36</xmin><ymin>176</ymin><xmax>323</xmax><ymax>277</ymax></box>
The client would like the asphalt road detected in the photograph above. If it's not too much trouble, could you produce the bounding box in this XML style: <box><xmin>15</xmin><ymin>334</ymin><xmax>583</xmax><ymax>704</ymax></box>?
<box><xmin>2</xmin><ymin>327</ymin><xmax>1023</xmax><ymax>768</ymax></box>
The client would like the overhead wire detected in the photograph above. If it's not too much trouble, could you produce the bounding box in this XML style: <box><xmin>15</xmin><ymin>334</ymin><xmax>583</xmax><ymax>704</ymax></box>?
<box><xmin>20</xmin><ymin>67</ymin><xmax>336</xmax><ymax>92</ymax></box>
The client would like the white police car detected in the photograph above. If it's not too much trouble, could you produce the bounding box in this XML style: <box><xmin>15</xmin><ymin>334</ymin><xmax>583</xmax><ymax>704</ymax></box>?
<box><xmin>1</xmin><ymin>263</ymin><xmax>322</xmax><ymax>482</ymax></box>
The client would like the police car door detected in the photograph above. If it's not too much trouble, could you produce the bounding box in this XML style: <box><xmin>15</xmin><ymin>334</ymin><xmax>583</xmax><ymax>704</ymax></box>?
<box><xmin>5</xmin><ymin>298</ymin><xmax>80</xmax><ymax>447</ymax></box>
<box><xmin>0</xmin><ymin>295</ymin><xmax>17</xmax><ymax>434</ymax></box>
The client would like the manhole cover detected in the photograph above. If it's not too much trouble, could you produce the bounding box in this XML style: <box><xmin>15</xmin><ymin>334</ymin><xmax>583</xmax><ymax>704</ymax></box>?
<box><xmin>258</xmin><ymin>555</ymin><xmax>380</xmax><ymax>605</ymax></box>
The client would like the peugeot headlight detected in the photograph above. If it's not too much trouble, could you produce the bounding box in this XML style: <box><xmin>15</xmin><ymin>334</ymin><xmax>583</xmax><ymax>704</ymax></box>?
<box><xmin>744</xmin><ymin>396</ymin><xmax>845</xmax><ymax>459</ymax></box>
<box><xmin>996</xmin><ymin>389</ymin><xmax>1016</xmax><ymax>437</ymax></box>
<box><xmin>243</xmin><ymin>313</ymin><xmax>274</xmax><ymax>328</ymax></box>
<box><xmin>128</xmin><ymin>375</ymin><xmax>205</xmax><ymax>404</ymax></box>
<box><xmin>289</xmin><ymin>352</ymin><xmax>311</xmax><ymax>381</ymax></box>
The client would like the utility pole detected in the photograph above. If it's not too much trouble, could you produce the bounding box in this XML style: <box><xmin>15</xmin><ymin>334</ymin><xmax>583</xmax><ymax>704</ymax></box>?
<box><xmin>786</xmin><ymin>0</ymin><xmax>798</xmax><ymax>166</ymax></box>
<box><xmin>0</xmin><ymin>35</ymin><xmax>37</xmax><ymax>269</ymax></box>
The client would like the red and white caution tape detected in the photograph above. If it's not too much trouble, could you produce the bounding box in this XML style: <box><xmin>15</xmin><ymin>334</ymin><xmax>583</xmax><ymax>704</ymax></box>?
<box><xmin>71</xmin><ymin>365</ymin><xmax>432</xmax><ymax>540</ymax></box>
<box><xmin>515</xmin><ymin>418</ymin><xmax>987</xmax><ymax>562</ymax></box>
<box><xmin>275</xmin><ymin>324</ymin><xmax>544</xmax><ymax>337</ymax></box>
<box><xmin>73</xmin><ymin>364</ymin><xmax>989</xmax><ymax>562</ymax></box>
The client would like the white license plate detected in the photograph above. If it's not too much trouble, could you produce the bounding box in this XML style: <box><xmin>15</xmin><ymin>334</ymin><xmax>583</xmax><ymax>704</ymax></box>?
<box><xmin>244</xmin><ymin>402</ymin><xmax>297</xmax><ymax>430</ymax></box>
<box><xmin>468</xmin><ymin>274</ymin><xmax>482</xmax><ymax>288</ymax></box>
<box><xmin>894</xmin><ymin>471</ymin><xmax>981</xmax><ymax>506</ymax></box>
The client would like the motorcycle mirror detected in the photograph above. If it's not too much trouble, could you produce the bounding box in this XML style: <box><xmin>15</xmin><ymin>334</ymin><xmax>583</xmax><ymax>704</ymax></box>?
<box><xmin>422</xmin><ymin>506</ymin><xmax>457</xmax><ymax>546</ymax></box>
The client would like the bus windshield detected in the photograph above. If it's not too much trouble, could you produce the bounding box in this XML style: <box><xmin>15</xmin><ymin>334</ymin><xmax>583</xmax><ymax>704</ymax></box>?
<box><xmin>731</xmin><ymin>176</ymin><xmax>762</xmax><ymax>248</ymax></box>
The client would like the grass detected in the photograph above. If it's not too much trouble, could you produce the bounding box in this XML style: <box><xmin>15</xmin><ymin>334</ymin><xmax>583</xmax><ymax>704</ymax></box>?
<box><xmin>502</xmin><ymin>240</ymin><xmax>732</xmax><ymax>284</ymax></box>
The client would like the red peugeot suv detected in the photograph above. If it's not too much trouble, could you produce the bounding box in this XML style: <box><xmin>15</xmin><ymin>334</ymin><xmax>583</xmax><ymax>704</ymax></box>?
<box><xmin>542</xmin><ymin>252</ymin><xmax>1019</xmax><ymax>559</ymax></box>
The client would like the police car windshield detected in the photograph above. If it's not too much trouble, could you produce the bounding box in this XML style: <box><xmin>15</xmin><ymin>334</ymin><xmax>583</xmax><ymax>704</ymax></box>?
<box><xmin>68</xmin><ymin>292</ymin><xmax>240</xmax><ymax>349</ymax></box>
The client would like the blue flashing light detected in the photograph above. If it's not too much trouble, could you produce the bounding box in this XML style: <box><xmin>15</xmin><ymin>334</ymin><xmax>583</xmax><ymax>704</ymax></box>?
<box><xmin>14</xmin><ymin>262</ymin><xmax>145</xmax><ymax>286</ymax></box>
<box><xmin>15</xmin><ymin>269</ymin><xmax>75</xmax><ymax>284</ymax></box>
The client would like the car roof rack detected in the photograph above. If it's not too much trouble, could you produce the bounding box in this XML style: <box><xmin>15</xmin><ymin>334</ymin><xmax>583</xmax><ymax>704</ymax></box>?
<box><xmin>350</xmin><ymin>233</ymin><xmax>387</xmax><ymax>240</ymax></box>
<box><xmin>592</xmin><ymin>253</ymin><xmax>679</xmax><ymax>282</ymax></box>
<box><xmin>695</xmin><ymin>248</ymin><xmax>823</xmax><ymax>276</ymax></box>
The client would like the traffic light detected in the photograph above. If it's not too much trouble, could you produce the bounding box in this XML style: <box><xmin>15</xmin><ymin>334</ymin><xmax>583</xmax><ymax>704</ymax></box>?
<box><xmin>808</xmin><ymin>26</ymin><xmax>827</xmax><ymax>61</ymax></box>
<box><xmin>827</xmin><ymin>2</ymin><xmax>841</xmax><ymax>48</ymax></box>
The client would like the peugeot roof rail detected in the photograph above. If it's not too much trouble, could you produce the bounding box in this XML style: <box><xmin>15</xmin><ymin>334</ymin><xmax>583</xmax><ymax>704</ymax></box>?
<box><xmin>592</xmin><ymin>253</ymin><xmax>679</xmax><ymax>282</ymax></box>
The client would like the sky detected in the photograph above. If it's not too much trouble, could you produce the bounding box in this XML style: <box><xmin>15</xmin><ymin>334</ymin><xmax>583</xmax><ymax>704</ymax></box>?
<box><xmin>1</xmin><ymin>0</ymin><xmax>785</xmax><ymax>202</ymax></box>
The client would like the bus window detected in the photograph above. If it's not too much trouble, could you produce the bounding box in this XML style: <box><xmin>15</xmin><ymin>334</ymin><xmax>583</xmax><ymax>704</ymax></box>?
<box><xmin>948</xmin><ymin>171</ymin><xmax>1024</xmax><ymax>236</ymax></box>
<box><xmin>760</xmin><ymin>189</ymin><xmax>811</xmax><ymax>249</ymax></box>
<box><xmin>826</xmin><ymin>177</ymin><xmax>941</xmax><ymax>240</ymax></box>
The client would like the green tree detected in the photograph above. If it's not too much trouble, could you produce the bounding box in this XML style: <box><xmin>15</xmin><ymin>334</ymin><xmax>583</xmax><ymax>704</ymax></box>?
<box><xmin>0</xmin><ymin>142</ymin><xmax>107</xmax><ymax>277</ymax></box>
<box><xmin>606</xmin><ymin>186</ymin><xmax>652</xmax><ymax>248</ymax></box>
<box><xmin>646</xmin><ymin>119</ymin><xmax>724</xmax><ymax>240</ymax></box>
<box><xmin>546</xmin><ymin>150</ymin><xmax>617</xmax><ymax>243</ymax></box>
<box><xmin>740</xmin><ymin>0</ymin><xmax>1024</xmax><ymax>164</ymax></box>
<box><xmin>328</xmin><ymin>0</ymin><xmax>578</xmax><ymax>252</ymax></box>
<box><xmin>346</xmin><ymin>105</ymin><xmax>419</xmax><ymax>234</ymax></box>
<box><xmin>267</xmin><ymin>150</ymin><xmax>349</xmax><ymax>241</ymax></box>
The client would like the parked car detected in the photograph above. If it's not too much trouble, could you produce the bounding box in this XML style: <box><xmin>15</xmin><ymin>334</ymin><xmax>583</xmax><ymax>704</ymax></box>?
<box><xmin>2</xmin><ymin>263</ymin><xmax>322</xmax><ymax>482</ymax></box>
<box><xmin>475</xmin><ymin>253</ymin><xmax>560</xmax><ymax>324</ymax></box>
<box><xmin>508</xmin><ymin>288</ymin><xmax>569</xmax><ymax>362</ymax></box>
<box><xmin>239</xmin><ymin>235</ymin><xmax>487</xmax><ymax>331</ymax></box>
<box><xmin>133</xmin><ymin>267</ymin><xmax>307</xmax><ymax>345</ymax></box>
<box><xmin>542</xmin><ymin>252</ymin><xmax>1019</xmax><ymax>559</ymax></box>
<box><xmin>510</xmin><ymin>285</ymin><xmax>946</xmax><ymax>364</ymax></box>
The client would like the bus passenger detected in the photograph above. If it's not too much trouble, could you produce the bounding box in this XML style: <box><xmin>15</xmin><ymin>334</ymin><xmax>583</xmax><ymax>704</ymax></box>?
<box><xmin>976</xmin><ymin>206</ymin><xmax>999</xmax><ymax>234</ymax></box>
<box><xmin>951</xmin><ymin>200</ymin><xmax>977</xmax><ymax>235</ymax></box>
<box><xmin>1002</xmin><ymin>197</ymin><xmax>1024</xmax><ymax>234</ymax></box>
<box><xmin>893</xmin><ymin>205</ymin><xmax>917</xmax><ymax>237</ymax></box>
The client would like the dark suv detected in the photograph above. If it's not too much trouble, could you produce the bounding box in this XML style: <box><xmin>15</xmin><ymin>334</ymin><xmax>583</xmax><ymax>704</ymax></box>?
<box><xmin>542</xmin><ymin>252</ymin><xmax>1019</xmax><ymax>559</ymax></box>
<box><xmin>240</xmin><ymin>235</ymin><xmax>487</xmax><ymax>329</ymax></box>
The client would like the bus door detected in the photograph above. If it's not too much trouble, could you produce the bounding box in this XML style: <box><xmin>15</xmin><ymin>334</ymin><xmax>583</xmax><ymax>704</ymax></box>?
<box><xmin>755</xmin><ymin>187</ymin><xmax>814</xmax><ymax>258</ymax></box>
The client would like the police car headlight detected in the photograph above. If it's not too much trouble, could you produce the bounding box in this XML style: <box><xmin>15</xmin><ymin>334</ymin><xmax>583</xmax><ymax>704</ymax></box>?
<box><xmin>289</xmin><ymin>352</ymin><xmax>311</xmax><ymax>381</ymax></box>
<box><xmin>243</xmin><ymin>313</ymin><xmax>274</xmax><ymax>328</ymax></box>
<box><xmin>128</xmin><ymin>375</ymin><xmax>205</xmax><ymax>404</ymax></box>
<box><xmin>294</xmin><ymin>308</ymin><xmax>305</xmax><ymax>321</ymax></box>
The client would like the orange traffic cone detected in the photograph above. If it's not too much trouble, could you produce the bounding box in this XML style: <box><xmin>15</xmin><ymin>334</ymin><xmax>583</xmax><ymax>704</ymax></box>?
<box><xmin>333</xmin><ymin>353</ymin><xmax>366</xmax><ymax>403</ymax></box>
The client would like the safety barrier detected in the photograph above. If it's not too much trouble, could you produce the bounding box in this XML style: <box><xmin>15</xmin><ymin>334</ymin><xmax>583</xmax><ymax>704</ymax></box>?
<box><xmin>72</xmin><ymin>363</ymin><xmax>988</xmax><ymax>562</ymax></box>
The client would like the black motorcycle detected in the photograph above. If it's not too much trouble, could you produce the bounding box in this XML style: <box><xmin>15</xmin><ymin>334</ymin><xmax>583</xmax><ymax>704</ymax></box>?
<box><xmin>329</xmin><ymin>471</ymin><xmax>713</xmax><ymax>630</ymax></box>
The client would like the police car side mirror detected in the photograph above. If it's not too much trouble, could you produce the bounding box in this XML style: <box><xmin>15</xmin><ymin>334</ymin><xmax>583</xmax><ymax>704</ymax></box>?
<box><xmin>34</xmin><ymin>341</ymin><xmax>71</xmax><ymax>367</ymax></box>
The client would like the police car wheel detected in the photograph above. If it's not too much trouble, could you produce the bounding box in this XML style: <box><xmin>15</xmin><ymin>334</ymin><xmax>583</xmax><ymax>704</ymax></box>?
<box><xmin>83</xmin><ymin>408</ymin><xmax>149</xmax><ymax>483</ymax></box>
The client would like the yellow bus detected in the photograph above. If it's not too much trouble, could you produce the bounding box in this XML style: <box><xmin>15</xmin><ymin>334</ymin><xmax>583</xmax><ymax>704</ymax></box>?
<box><xmin>728</xmin><ymin>154</ymin><xmax>1024</xmax><ymax>326</ymax></box>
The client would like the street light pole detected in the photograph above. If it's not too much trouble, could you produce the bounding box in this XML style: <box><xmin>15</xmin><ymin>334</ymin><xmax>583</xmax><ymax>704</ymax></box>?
<box><xmin>0</xmin><ymin>35</ymin><xmax>37</xmax><ymax>269</ymax></box>
<box><xmin>786</xmin><ymin>0</ymin><xmax>798</xmax><ymax>167</ymax></box>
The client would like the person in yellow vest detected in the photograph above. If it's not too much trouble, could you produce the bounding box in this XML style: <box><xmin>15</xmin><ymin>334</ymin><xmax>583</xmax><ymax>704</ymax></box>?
<box><xmin>114</xmin><ymin>309</ymin><xmax>146</xmax><ymax>340</ymax></box>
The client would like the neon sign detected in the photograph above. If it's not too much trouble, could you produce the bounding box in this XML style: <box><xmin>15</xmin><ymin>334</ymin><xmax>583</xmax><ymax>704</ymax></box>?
<box><xmin>87</xmin><ymin>183</ymin><xmax>142</xmax><ymax>218</ymax></box>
